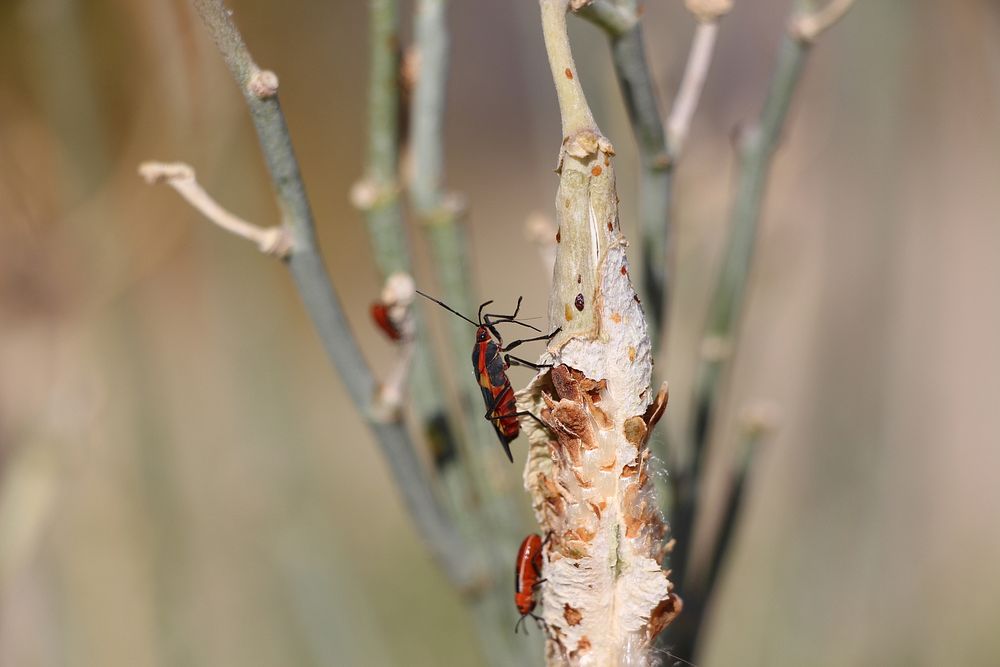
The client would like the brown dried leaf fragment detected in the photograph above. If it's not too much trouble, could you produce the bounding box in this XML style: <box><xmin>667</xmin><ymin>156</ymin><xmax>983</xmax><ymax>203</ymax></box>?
<box><xmin>571</xmin><ymin>466</ymin><xmax>593</xmax><ymax>488</ymax></box>
<box><xmin>647</xmin><ymin>593</ymin><xmax>683</xmax><ymax>641</ymax></box>
<box><xmin>587</xmin><ymin>500</ymin><xmax>602</xmax><ymax>519</ymax></box>
<box><xmin>623</xmin><ymin>415</ymin><xmax>647</xmax><ymax>447</ymax></box>
<box><xmin>564</xmin><ymin>604</ymin><xmax>584</xmax><ymax>626</ymax></box>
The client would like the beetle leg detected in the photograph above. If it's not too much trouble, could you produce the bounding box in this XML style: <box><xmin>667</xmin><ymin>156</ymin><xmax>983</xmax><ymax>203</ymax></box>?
<box><xmin>505</xmin><ymin>354</ymin><xmax>552</xmax><ymax>371</ymax></box>
<box><xmin>501</xmin><ymin>327</ymin><xmax>561</xmax><ymax>353</ymax></box>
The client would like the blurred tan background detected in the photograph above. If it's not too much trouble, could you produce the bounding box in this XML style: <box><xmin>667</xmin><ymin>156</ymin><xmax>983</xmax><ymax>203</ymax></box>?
<box><xmin>2</xmin><ymin>0</ymin><xmax>999</xmax><ymax>665</ymax></box>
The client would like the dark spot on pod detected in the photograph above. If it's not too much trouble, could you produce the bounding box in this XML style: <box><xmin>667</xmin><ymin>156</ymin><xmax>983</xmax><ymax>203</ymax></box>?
<box><xmin>556</xmin><ymin>228</ymin><xmax>561</xmax><ymax>243</ymax></box>
<box><xmin>565</xmin><ymin>68</ymin><xmax>574</xmax><ymax>80</ymax></box>
<box><xmin>607</xmin><ymin>221</ymin><xmax>613</xmax><ymax>232</ymax></box>
<box><xmin>591</xmin><ymin>166</ymin><xmax>603</xmax><ymax>177</ymax></box>
<box><xmin>620</xmin><ymin>265</ymin><xmax>627</xmax><ymax>276</ymax></box>
<box><xmin>577</xmin><ymin>274</ymin><xmax>582</xmax><ymax>284</ymax></box>
<box><xmin>634</xmin><ymin>294</ymin><xmax>641</xmax><ymax>304</ymax></box>
<box><xmin>575</xmin><ymin>293</ymin><xmax>585</xmax><ymax>311</ymax></box>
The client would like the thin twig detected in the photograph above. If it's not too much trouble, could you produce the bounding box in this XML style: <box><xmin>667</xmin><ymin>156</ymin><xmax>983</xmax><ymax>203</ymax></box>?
<box><xmin>665</xmin><ymin>21</ymin><xmax>720</xmax><ymax>158</ymax></box>
<box><xmin>139</xmin><ymin>161</ymin><xmax>292</xmax><ymax>258</ymax></box>
<box><xmin>184</xmin><ymin>0</ymin><xmax>482</xmax><ymax>592</ymax></box>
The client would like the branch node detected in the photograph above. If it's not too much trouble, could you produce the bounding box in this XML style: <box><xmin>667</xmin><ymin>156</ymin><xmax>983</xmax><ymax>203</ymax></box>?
<box><xmin>138</xmin><ymin>160</ymin><xmax>293</xmax><ymax>259</ymax></box>
<box><xmin>138</xmin><ymin>160</ymin><xmax>194</xmax><ymax>185</ymax></box>
<box><xmin>371</xmin><ymin>273</ymin><xmax>418</xmax><ymax>418</ymax></box>
<box><xmin>788</xmin><ymin>0</ymin><xmax>856</xmax><ymax>44</ymax></box>
<box><xmin>350</xmin><ymin>178</ymin><xmax>400</xmax><ymax>211</ymax></box>
<box><xmin>257</xmin><ymin>226</ymin><xmax>294</xmax><ymax>258</ymax></box>
<box><xmin>419</xmin><ymin>192</ymin><xmax>467</xmax><ymax>226</ymax></box>
<box><xmin>684</xmin><ymin>0</ymin><xmax>732</xmax><ymax>23</ymax></box>
<box><xmin>699</xmin><ymin>334</ymin><xmax>732</xmax><ymax>363</ymax></box>
<box><xmin>247</xmin><ymin>69</ymin><xmax>279</xmax><ymax>98</ymax></box>
<box><xmin>738</xmin><ymin>401</ymin><xmax>781</xmax><ymax>440</ymax></box>
<box><xmin>574</xmin><ymin>0</ymin><xmax>637</xmax><ymax>37</ymax></box>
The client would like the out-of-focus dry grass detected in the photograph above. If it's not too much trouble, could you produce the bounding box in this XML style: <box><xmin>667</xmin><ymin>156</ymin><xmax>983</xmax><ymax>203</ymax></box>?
<box><xmin>1</xmin><ymin>1</ymin><xmax>999</xmax><ymax>665</ymax></box>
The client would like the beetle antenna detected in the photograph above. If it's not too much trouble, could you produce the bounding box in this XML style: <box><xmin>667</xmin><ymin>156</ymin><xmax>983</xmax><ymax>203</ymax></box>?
<box><xmin>416</xmin><ymin>290</ymin><xmax>481</xmax><ymax>328</ymax></box>
<box><xmin>477</xmin><ymin>300</ymin><xmax>495</xmax><ymax>324</ymax></box>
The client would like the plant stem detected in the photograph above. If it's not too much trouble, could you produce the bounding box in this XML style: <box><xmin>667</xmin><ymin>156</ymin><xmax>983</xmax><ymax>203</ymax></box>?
<box><xmin>408</xmin><ymin>4</ymin><xmax>541</xmax><ymax>662</ymax></box>
<box><xmin>363</xmin><ymin>0</ymin><xmax>406</xmax><ymax>276</ymax></box>
<box><xmin>541</xmin><ymin>0</ymin><xmax>597</xmax><ymax>139</ymax></box>
<box><xmin>667</xmin><ymin>0</ymin><xmax>854</xmax><ymax>655</ymax></box>
<box><xmin>671</xmin><ymin>7</ymin><xmax>809</xmax><ymax>595</ymax></box>
<box><xmin>577</xmin><ymin>3</ymin><xmax>721</xmax><ymax>348</ymax></box>
<box><xmin>188</xmin><ymin>0</ymin><xmax>481</xmax><ymax>591</ymax></box>
<box><xmin>522</xmin><ymin>2</ymin><xmax>680</xmax><ymax>663</ymax></box>
<box><xmin>408</xmin><ymin>0</ymin><xmax>490</xmax><ymax>498</ymax></box>
<box><xmin>665</xmin><ymin>21</ymin><xmax>720</xmax><ymax>158</ymax></box>
<box><xmin>408</xmin><ymin>4</ymin><xmax>537</xmax><ymax>661</ymax></box>
<box><xmin>356</xmin><ymin>0</ymin><xmax>464</xmax><ymax>474</ymax></box>
<box><xmin>669</xmin><ymin>426</ymin><xmax>760</xmax><ymax>660</ymax></box>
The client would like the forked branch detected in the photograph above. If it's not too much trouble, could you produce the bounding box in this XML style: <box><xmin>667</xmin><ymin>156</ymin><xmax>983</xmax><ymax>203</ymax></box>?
<box><xmin>666</xmin><ymin>0</ymin><xmax>856</xmax><ymax>656</ymax></box>
<box><xmin>138</xmin><ymin>161</ymin><xmax>292</xmax><ymax>258</ymax></box>
<box><xmin>152</xmin><ymin>0</ymin><xmax>485</xmax><ymax>592</ymax></box>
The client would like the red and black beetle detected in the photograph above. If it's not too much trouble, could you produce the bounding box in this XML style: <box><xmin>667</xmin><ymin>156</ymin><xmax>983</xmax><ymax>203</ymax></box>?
<box><xmin>416</xmin><ymin>291</ymin><xmax>557</xmax><ymax>462</ymax></box>
<box><xmin>515</xmin><ymin>533</ymin><xmax>547</xmax><ymax>634</ymax></box>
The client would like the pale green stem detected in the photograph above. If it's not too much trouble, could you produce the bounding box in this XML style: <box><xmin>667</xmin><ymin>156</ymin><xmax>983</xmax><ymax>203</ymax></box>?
<box><xmin>541</xmin><ymin>0</ymin><xmax>598</xmax><ymax>139</ymax></box>
<box><xmin>667</xmin><ymin>1</ymin><xmax>854</xmax><ymax>654</ymax></box>
<box><xmin>408</xmin><ymin>0</ymin><xmax>494</xmax><ymax>503</ymax></box>
<box><xmin>670</xmin><ymin>426</ymin><xmax>760</xmax><ymax>660</ymax></box>
<box><xmin>360</xmin><ymin>0</ymin><xmax>464</xmax><ymax>474</ymax></box>
<box><xmin>409</xmin><ymin>3</ymin><xmax>535</xmax><ymax>660</ymax></box>
<box><xmin>671</xmin><ymin>13</ymin><xmax>809</xmax><ymax>598</ymax></box>
<box><xmin>364</xmin><ymin>0</ymin><xmax>407</xmax><ymax>276</ymax></box>
<box><xmin>189</xmin><ymin>0</ymin><xmax>481</xmax><ymax>591</ymax></box>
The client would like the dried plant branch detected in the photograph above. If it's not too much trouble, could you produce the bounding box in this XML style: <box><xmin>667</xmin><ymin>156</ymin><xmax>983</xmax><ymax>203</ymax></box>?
<box><xmin>517</xmin><ymin>1</ymin><xmax>680</xmax><ymax>663</ymax></box>
<box><xmin>138</xmin><ymin>161</ymin><xmax>292</xmax><ymax>258</ymax></box>
<box><xmin>665</xmin><ymin>20</ymin><xmax>720</xmax><ymax>158</ymax></box>
<box><xmin>668</xmin><ymin>0</ymin><xmax>852</xmax><ymax>639</ymax></box>
<box><xmin>179</xmin><ymin>0</ymin><xmax>482</xmax><ymax>592</ymax></box>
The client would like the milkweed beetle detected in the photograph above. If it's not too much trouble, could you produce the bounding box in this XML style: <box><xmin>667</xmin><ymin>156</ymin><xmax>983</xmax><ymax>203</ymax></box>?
<box><xmin>415</xmin><ymin>291</ymin><xmax>558</xmax><ymax>462</ymax></box>
<box><xmin>515</xmin><ymin>533</ymin><xmax>547</xmax><ymax>634</ymax></box>
<box><xmin>370</xmin><ymin>302</ymin><xmax>404</xmax><ymax>341</ymax></box>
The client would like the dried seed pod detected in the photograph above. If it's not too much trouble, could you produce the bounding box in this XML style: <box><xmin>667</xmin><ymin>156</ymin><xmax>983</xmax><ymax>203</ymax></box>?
<box><xmin>525</xmin><ymin>4</ymin><xmax>681</xmax><ymax>662</ymax></box>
